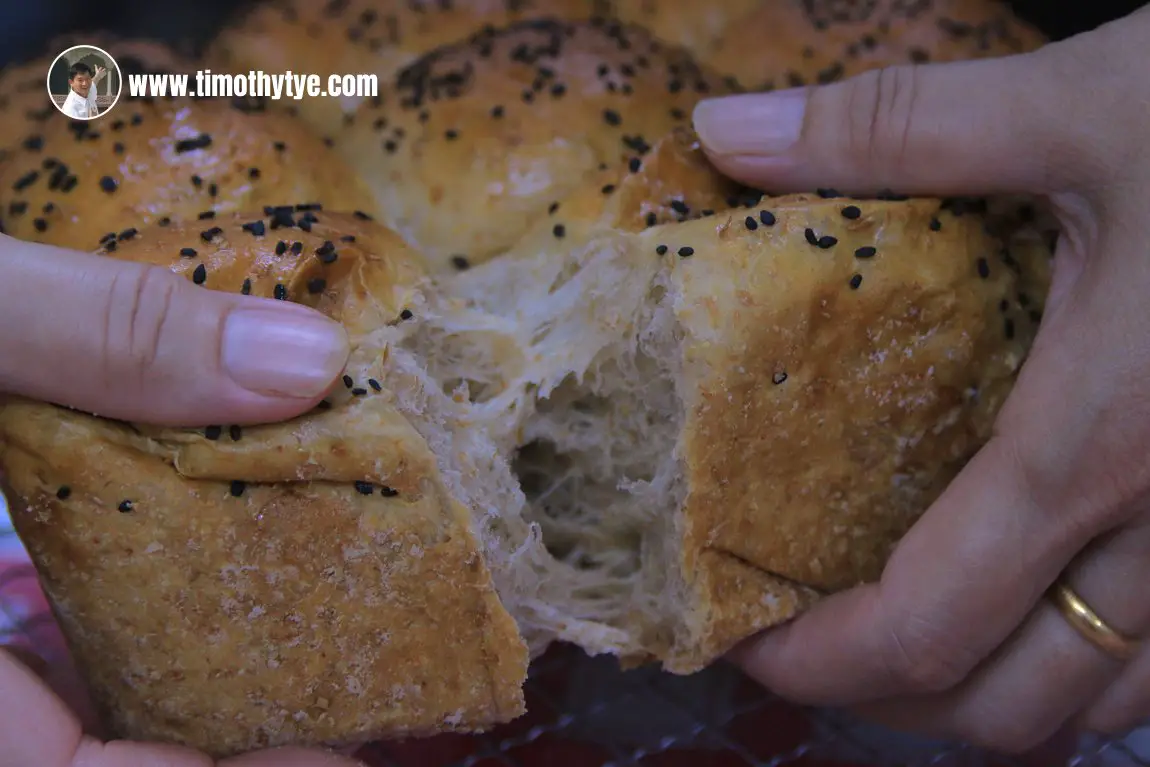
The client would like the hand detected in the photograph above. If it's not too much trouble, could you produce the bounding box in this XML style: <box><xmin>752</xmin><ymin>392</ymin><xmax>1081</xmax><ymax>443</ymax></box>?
<box><xmin>693</xmin><ymin>6</ymin><xmax>1150</xmax><ymax>755</ymax></box>
<box><xmin>0</xmin><ymin>234</ymin><xmax>355</xmax><ymax>763</ymax></box>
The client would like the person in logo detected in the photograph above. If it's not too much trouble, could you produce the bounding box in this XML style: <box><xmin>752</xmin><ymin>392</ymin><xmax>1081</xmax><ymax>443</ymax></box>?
<box><xmin>61</xmin><ymin>61</ymin><xmax>107</xmax><ymax>119</ymax></box>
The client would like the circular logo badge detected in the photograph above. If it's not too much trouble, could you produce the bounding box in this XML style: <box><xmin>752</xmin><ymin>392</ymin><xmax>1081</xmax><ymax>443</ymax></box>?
<box><xmin>46</xmin><ymin>44</ymin><xmax>122</xmax><ymax>121</ymax></box>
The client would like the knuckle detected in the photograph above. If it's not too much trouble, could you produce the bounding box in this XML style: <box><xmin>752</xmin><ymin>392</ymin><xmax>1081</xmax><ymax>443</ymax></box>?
<box><xmin>842</xmin><ymin>65</ymin><xmax>920</xmax><ymax>173</ymax></box>
<box><xmin>880</xmin><ymin>616</ymin><xmax>978</xmax><ymax>693</ymax></box>
<box><xmin>102</xmin><ymin>264</ymin><xmax>180</xmax><ymax>386</ymax></box>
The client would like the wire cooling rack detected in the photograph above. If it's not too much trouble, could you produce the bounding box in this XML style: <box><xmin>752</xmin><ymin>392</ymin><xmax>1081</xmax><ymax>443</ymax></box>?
<box><xmin>1</xmin><ymin>493</ymin><xmax>1147</xmax><ymax>767</ymax></box>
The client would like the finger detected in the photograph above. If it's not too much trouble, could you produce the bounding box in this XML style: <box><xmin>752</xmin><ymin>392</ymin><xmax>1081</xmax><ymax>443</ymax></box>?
<box><xmin>1082</xmin><ymin>642</ymin><xmax>1150</xmax><ymax>734</ymax></box>
<box><xmin>692</xmin><ymin>12</ymin><xmax>1146</xmax><ymax>196</ymax></box>
<box><xmin>854</xmin><ymin>519</ymin><xmax>1150</xmax><ymax>753</ymax></box>
<box><xmin>730</xmin><ymin>266</ymin><xmax>1143</xmax><ymax>705</ymax></box>
<box><xmin>0</xmin><ymin>236</ymin><xmax>349</xmax><ymax>427</ymax></box>
<box><xmin>0</xmin><ymin>646</ymin><xmax>85</xmax><ymax>767</ymax></box>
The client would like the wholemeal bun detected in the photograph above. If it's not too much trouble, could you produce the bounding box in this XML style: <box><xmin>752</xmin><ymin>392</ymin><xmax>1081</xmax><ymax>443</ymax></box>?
<box><xmin>703</xmin><ymin>0</ymin><xmax>1047</xmax><ymax>90</ymax></box>
<box><xmin>0</xmin><ymin>209</ymin><xmax>535</xmax><ymax>757</ymax></box>
<box><xmin>0</xmin><ymin>95</ymin><xmax>376</xmax><ymax>251</ymax></box>
<box><xmin>0</xmin><ymin>133</ymin><xmax>1050</xmax><ymax>754</ymax></box>
<box><xmin>206</xmin><ymin>0</ymin><xmax>603</xmax><ymax>138</ymax></box>
<box><xmin>0</xmin><ymin>36</ymin><xmax>188</xmax><ymax>149</ymax></box>
<box><xmin>335</xmin><ymin>18</ymin><xmax>736</xmax><ymax>272</ymax></box>
<box><xmin>429</xmin><ymin>132</ymin><xmax>1047</xmax><ymax>668</ymax></box>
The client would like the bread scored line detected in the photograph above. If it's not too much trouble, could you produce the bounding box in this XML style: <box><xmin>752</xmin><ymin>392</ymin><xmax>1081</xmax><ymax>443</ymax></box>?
<box><xmin>0</xmin><ymin>161</ymin><xmax>1046</xmax><ymax>754</ymax></box>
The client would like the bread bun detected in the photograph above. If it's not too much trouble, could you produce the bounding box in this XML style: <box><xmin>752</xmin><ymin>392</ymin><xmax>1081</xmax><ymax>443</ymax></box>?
<box><xmin>0</xmin><ymin>36</ymin><xmax>187</xmax><ymax>149</ymax></box>
<box><xmin>0</xmin><ymin>95</ymin><xmax>376</xmax><ymax>251</ymax></box>
<box><xmin>704</xmin><ymin>0</ymin><xmax>1047</xmax><ymax>89</ymax></box>
<box><xmin>0</xmin><ymin>209</ymin><xmax>532</xmax><ymax>757</ymax></box>
<box><xmin>207</xmin><ymin>0</ymin><xmax>603</xmax><ymax>137</ymax></box>
<box><xmin>0</xmin><ymin>130</ymin><xmax>1050</xmax><ymax>752</ymax></box>
<box><xmin>336</xmin><ymin>18</ymin><xmax>736</xmax><ymax>272</ymax></box>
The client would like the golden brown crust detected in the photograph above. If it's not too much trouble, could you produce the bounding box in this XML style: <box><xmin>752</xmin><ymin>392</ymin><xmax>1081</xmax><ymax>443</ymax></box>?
<box><xmin>207</xmin><ymin>0</ymin><xmax>610</xmax><ymax>137</ymax></box>
<box><xmin>650</xmin><ymin>195</ymin><xmax>1037</xmax><ymax>670</ymax></box>
<box><xmin>0</xmin><ymin>97</ymin><xmax>375</xmax><ymax>252</ymax></box>
<box><xmin>0</xmin><ymin>211</ymin><xmax>528</xmax><ymax>756</ymax></box>
<box><xmin>336</xmin><ymin>18</ymin><xmax>737</xmax><ymax>272</ymax></box>
<box><xmin>704</xmin><ymin>0</ymin><xmax>1046</xmax><ymax>90</ymax></box>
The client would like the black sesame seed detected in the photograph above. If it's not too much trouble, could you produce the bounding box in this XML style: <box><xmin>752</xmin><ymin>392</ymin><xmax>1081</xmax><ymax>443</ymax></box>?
<box><xmin>229</xmin><ymin>480</ymin><xmax>246</xmax><ymax>497</ymax></box>
<box><xmin>99</xmin><ymin>176</ymin><xmax>118</xmax><ymax>193</ymax></box>
<box><xmin>817</xmin><ymin>235</ymin><xmax>838</xmax><ymax>249</ymax></box>
<box><xmin>399</xmin><ymin>309</ymin><xmax>413</xmax><ymax>321</ymax></box>
<box><xmin>175</xmin><ymin>133</ymin><xmax>213</xmax><ymax>153</ymax></box>
<box><xmin>229</xmin><ymin>425</ymin><xmax>243</xmax><ymax>441</ymax></box>
<box><xmin>351</xmin><ymin>387</ymin><xmax>368</xmax><ymax>396</ymax></box>
<box><xmin>629</xmin><ymin>158</ymin><xmax>641</xmax><ymax>173</ymax></box>
<box><xmin>131</xmin><ymin>113</ymin><xmax>143</xmax><ymax>126</ymax></box>
<box><xmin>340</xmin><ymin>235</ymin><xmax>356</xmax><ymax>243</ymax></box>
<box><xmin>273</xmin><ymin>141</ymin><xmax>286</xmax><ymax>152</ymax></box>
<box><xmin>816</xmin><ymin>188</ymin><xmax>841</xmax><ymax>199</ymax></box>
<box><xmin>445</xmin><ymin>129</ymin><xmax>459</xmax><ymax>140</ymax></box>
<box><xmin>380</xmin><ymin>486</ymin><xmax>399</xmax><ymax>497</ymax></box>
<box><xmin>118</xmin><ymin>500</ymin><xmax>134</xmax><ymax>513</ymax></box>
<box><xmin>604</xmin><ymin>109</ymin><xmax>622</xmax><ymax>128</ymax></box>
<box><xmin>103</xmin><ymin>240</ymin><xmax>118</xmax><ymax>253</ymax></box>
<box><xmin>670</xmin><ymin>200</ymin><xmax>689</xmax><ymax>215</ymax></box>
<box><xmin>553</xmin><ymin>224</ymin><xmax>566</xmax><ymax>238</ymax></box>
<box><xmin>275</xmin><ymin>240</ymin><xmax>287</xmax><ymax>255</ymax></box>
<box><xmin>677</xmin><ymin>246</ymin><xmax>694</xmax><ymax>258</ymax></box>
<box><xmin>100</xmin><ymin>232</ymin><xmax>116</xmax><ymax>244</ymax></box>
<box><xmin>601</xmin><ymin>184</ymin><xmax>616</xmax><ymax>195</ymax></box>
<box><xmin>854</xmin><ymin>246</ymin><xmax>877</xmax><ymax>259</ymax></box>
<box><xmin>804</xmin><ymin>228</ymin><xmax>819</xmax><ymax>246</ymax></box>
<box><xmin>205</xmin><ymin>425</ymin><xmax>222</xmax><ymax>440</ymax></box>
<box><xmin>241</xmin><ymin>279</ymin><xmax>252</xmax><ymax>295</ymax></box>
<box><xmin>158</xmin><ymin>216</ymin><xmax>171</xmax><ymax>226</ymax></box>
<box><xmin>977</xmin><ymin>257</ymin><xmax>990</xmax><ymax>279</ymax></box>
<box><xmin>353</xmin><ymin>210</ymin><xmax>373</xmax><ymax>221</ymax></box>
<box><xmin>307</xmin><ymin>278</ymin><xmax>326</xmax><ymax>294</ymax></box>
<box><xmin>368</xmin><ymin>378</ymin><xmax>382</xmax><ymax>392</ymax></box>
<box><xmin>744</xmin><ymin>216</ymin><xmax>758</xmax><ymax>231</ymax></box>
<box><xmin>192</xmin><ymin>264</ymin><xmax>207</xmax><ymax>285</ymax></box>
<box><xmin>33</xmin><ymin>218</ymin><xmax>47</xmax><ymax>232</ymax></box>
<box><xmin>298</xmin><ymin>218</ymin><xmax>312</xmax><ymax>233</ymax></box>
<box><xmin>354</xmin><ymin>481</ymin><xmax>373</xmax><ymax>495</ymax></box>
<box><xmin>999</xmin><ymin>298</ymin><xmax>1010</xmax><ymax>312</ymax></box>
<box><xmin>656</xmin><ymin>244</ymin><xmax>668</xmax><ymax>255</ymax></box>
<box><xmin>929</xmin><ymin>217</ymin><xmax>942</xmax><ymax>231</ymax></box>
<box><xmin>201</xmin><ymin>227</ymin><xmax>222</xmax><ymax>242</ymax></box>
<box><xmin>8</xmin><ymin>201</ymin><xmax>27</xmax><ymax>216</ymax></box>
<box><xmin>273</xmin><ymin>284</ymin><xmax>287</xmax><ymax>300</ymax></box>
<box><xmin>13</xmin><ymin>170</ymin><xmax>38</xmax><ymax>191</ymax></box>
<box><xmin>1004</xmin><ymin>317</ymin><xmax>1016</xmax><ymax>339</ymax></box>
<box><xmin>198</xmin><ymin>210</ymin><xmax>216</xmax><ymax>220</ymax></box>
<box><xmin>646</xmin><ymin>212</ymin><xmax>658</xmax><ymax>227</ymax></box>
<box><xmin>841</xmin><ymin>205</ymin><xmax>862</xmax><ymax>220</ymax></box>
<box><xmin>451</xmin><ymin>255</ymin><xmax>470</xmax><ymax>270</ymax></box>
<box><xmin>342</xmin><ymin>374</ymin><xmax>354</xmax><ymax>388</ymax></box>
<box><xmin>56</xmin><ymin>486</ymin><xmax>71</xmax><ymax>500</ymax></box>
<box><xmin>491</xmin><ymin>105</ymin><xmax>504</xmax><ymax>118</ymax></box>
<box><xmin>242</xmin><ymin>220</ymin><xmax>266</xmax><ymax>237</ymax></box>
<box><xmin>22</xmin><ymin>135</ymin><xmax>43</xmax><ymax>151</ymax></box>
<box><xmin>191</xmin><ymin>174</ymin><xmax>203</xmax><ymax>188</ymax></box>
<box><xmin>849</xmin><ymin>273</ymin><xmax>863</xmax><ymax>289</ymax></box>
<box><xmin>249</xmin><ymin>167</ymin><xmax>261</xmax><ymax>179</ymax></box>
<box><xmin>290</xmin><ymin>241</ymin><xmax>303</xmax><ymax>255</ymax></box>
<box><xmin>772</xmin><ymin>372</ymin><xmax>788</xmax><ymax>385</ymax></box>
<box><xmin>548</xmin><ymin>201</ymin><xmax>560</xmax><ymax>214</ymax></box>
<box><xmin>179</xmin><ymin>247</ymin><xmax>197</xmax><ymax>258</ymax></box>
<box><xmin>118</xmin><ymin>228</ymin><xmax>138</xmax><ymax>241</ymax></box>
<box><xmin>113</xmin><ymin>142</ymin><xmax>125</xmax><ymax>154</ymax></box>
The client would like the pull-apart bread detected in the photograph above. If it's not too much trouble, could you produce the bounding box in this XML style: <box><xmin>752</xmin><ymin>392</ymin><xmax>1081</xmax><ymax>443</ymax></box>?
<box><xmin>0</xmin><ymin>130</ymin><xmax>1049</xmax><ymax>756</ymax></box>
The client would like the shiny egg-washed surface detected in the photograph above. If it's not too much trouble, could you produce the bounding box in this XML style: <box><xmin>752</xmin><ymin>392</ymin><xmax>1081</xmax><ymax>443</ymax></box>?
<box><xmin>0</xmin><ymin>518</ymin><xmax>1146</xmax><ymax>767</ymax></box>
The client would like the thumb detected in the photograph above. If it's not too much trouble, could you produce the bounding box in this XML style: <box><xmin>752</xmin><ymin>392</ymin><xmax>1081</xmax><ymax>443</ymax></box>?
<box><xmin>692</xmin><ymin>23</ymin><xmax>1133</xmax><ymax>197</ymax></box>
<box><xmin>0</xmin><ymin>235</ymin><xmax>349</xmax><ymax>426</ymax></box>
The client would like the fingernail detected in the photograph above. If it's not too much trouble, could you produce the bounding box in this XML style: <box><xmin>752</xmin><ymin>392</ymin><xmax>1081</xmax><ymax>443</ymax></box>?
<box><xmin>222</xmin><ymin>309</ymin><xmax>349</xmax><ymax>398</ymax></box>
<box><xmin>693</xmin><ymin>91</ymin><xmax>807</xmax><ymax>156</ymax></box>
